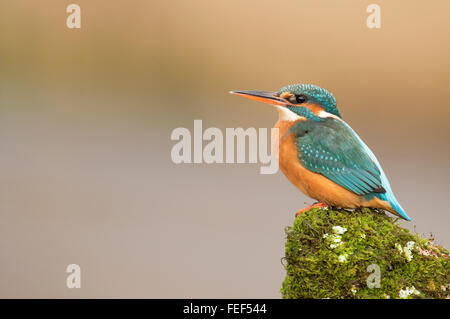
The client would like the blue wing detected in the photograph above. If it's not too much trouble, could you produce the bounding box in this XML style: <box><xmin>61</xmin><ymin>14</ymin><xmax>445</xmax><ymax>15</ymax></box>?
<box><xmin>290</xmin><ymin>118</ymin><xmax>385</xmax><ymax>196</ymax></box>
<box><xmin>289</xmin><ymin>116</ymin><xmax>411</xmax><ymax>221</ymax></box>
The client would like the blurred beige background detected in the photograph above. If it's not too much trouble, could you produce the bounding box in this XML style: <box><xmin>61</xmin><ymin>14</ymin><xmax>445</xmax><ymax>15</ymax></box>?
<box><xmin>0</xmin><ymin>0</ymin><xmax>449</xmax><ymax>298</ymax></box>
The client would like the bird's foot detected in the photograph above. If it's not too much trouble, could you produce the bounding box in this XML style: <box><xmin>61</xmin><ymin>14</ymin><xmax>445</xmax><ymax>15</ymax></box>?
<box><xmin>296</xmin><ymin>202</ymin><xmax>328</xmax><ymax>216</ymax></box>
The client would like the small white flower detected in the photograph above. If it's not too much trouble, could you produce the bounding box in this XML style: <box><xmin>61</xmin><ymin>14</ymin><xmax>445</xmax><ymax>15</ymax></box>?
<box><xmin>338</xmin><ymin>254</ymin><xmax>348</xmax><ymax>262</ymax></box>
<box><xmin>351</xmin><ymin>288</ymin><xmax>357</xmax><ymax>295</ymax></box>
<box><xmin>398</xmin><ymin>289</ymin><xmax>410</xmax><ymax>299</ymax></box>
<box><xmin>404</xmin><ymin>241</ymin><xmax>415</xmax><ymax>262</ymax></box>
<box><xmin>332</xmin><ymin>226</ymin><xmax>347</xmax><ymax>235</ymax></box>
<box><xmin>324</xmin><ymin>232</ymin><xmax>344</xmax><ymax>249</ymax></box>
<box><xmin>384</xmin><ymin>294</ymin><xmax>390</xmax><ymax>299</ymax></box>
<box><xmin>406</xmin><ymin>242</ymin><xmax>415</xmax><ymax>250</ymax></box>
<box><xmin>399</xmin><ymin>286</ymin><xmax>420</xmax><ymax>299</ymax></box>
<box><xmin>360</xmin><ymin>233</ymin><xmax>366</xmax><ymax>239</ymax></box>
<box><xmin>395</xmin><ymin>241</ymin><xmax>415</xmax><ymax>262</ymax></box>
<box><xmin>328</xmin><ymin>234</ymin><xmax>343</xmax><ymax>248</ymax></box>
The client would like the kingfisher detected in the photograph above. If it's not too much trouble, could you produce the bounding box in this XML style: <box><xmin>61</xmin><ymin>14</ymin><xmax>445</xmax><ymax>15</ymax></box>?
<box><xmin>230</xmin><ymin>84</ymin><xmax>411</xmax><ymax>221</ymax></box>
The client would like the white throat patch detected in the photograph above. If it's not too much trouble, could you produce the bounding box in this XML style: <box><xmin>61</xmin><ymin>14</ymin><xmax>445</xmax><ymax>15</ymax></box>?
<box><xmin>318</xmin><ymin>110</ymin><xmax>341</xmax><ymax>120</ymax></box>
<box><xmin>275</xmin><ymin>106</ymin><xmax>303</xmax><ymax>121</ymax></box>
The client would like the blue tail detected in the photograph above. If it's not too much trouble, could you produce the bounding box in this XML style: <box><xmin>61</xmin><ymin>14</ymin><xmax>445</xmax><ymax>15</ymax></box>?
<box><xmin>376</xmin><ymin>192</ymin><xmax>411</xmax><ymax>221</ymax></box>
<box><xmin>339</xmin><ymin>120</ymin><xmax>411</xmax><ymax>221</ymax></box>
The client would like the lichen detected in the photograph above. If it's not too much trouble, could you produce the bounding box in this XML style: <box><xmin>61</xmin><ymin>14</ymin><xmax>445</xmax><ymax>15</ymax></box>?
<box><xmin>281</xmin><ymin>207</ymin><xmax>450</xmax><ymax>299</ymax></box>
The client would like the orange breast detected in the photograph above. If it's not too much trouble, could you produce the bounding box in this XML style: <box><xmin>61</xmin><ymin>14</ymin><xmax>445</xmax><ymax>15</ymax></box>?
<box><xmin>274</xmin><ymin>120</ymin><xmax>363</xmax><ymax>208</ymax></box>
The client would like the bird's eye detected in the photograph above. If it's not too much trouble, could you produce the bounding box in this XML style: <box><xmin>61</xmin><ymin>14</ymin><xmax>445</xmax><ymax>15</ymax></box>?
<box><xmin>295</xmin><ymin>94</ymin><xmax>307</xmax><ymax>104</ymax></box>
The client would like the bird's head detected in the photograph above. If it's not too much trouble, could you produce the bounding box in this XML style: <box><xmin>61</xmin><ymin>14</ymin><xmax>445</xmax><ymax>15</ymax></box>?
<box><xmin>230</xmin><ymin>84</ymin><xmax>341</xmax><ymax>121</ymax></box>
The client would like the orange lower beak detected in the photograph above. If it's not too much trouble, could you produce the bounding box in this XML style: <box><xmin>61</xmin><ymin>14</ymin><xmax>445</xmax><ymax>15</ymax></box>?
<box><xmin>229</xmin><ymin>90</ymin><xmax>288</xmax><ymax>107</ymax></box>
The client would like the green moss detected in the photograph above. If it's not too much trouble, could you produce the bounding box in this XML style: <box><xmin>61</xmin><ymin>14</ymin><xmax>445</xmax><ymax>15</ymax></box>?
<box><xmin>281</xmin><ymin>207</ymin><xmax>450</xmax><ymax>299</ymax></box>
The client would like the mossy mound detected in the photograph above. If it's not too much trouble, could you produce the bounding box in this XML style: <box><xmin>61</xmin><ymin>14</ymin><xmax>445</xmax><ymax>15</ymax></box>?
<box><xmin>281</xmin><ymin>207</ymin><xmax>450</xmax><ymax>299</ymax></box>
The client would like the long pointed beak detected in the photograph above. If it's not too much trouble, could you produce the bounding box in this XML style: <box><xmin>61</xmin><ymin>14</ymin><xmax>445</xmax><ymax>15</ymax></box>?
<box><xmin>229</xmin><ymin>90</ymin><xmax>288</xmax><ymax>107</ymax></box>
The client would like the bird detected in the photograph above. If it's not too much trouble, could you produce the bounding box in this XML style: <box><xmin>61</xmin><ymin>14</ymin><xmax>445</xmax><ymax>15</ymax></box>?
<box><xmin>230</xmin><ymin>84</ymin><xmax>411</xmax><ymax>221</ymax></box>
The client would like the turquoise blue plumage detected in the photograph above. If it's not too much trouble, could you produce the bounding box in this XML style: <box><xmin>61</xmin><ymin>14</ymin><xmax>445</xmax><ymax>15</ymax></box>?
<box><xmin>289</xmin><ymin>118</ymin><xmax>385</xmax><ymax>196</ymax></box>
<box><xmin>230</xmin><ymin>83</ymin><xmax>411</xmax><ymax>221</ymax></box>
<box><xmin>288</xmin><ymin>109</ymin><xmax>410</xmax><ymax>221</ymax></box>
